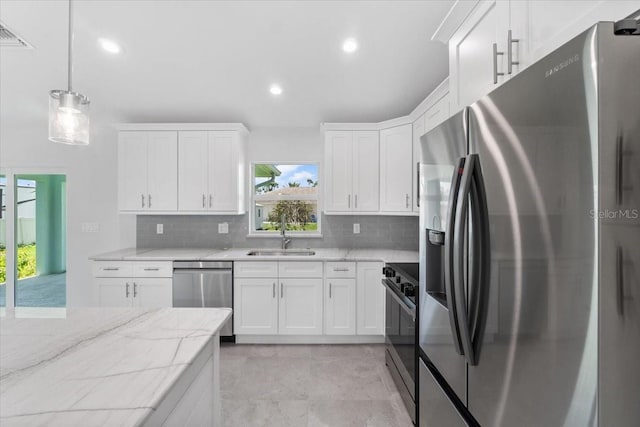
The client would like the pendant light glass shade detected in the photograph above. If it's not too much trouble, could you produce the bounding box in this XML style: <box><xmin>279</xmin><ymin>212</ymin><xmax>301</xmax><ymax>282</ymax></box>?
<box><xmin>48</xmin><ymin>0</ymin><xmax>90</xmax><ymax>145</ymax></box>
<box><xmin>49</xmin><ymin>90</ymin><xmax>90</xmax><ymax>145</ymax></box>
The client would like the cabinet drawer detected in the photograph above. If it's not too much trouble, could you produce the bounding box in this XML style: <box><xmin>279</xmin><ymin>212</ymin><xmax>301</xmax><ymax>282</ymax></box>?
<box><xmin>325</xmin><ymin>262</ymin><xmax>356</xmax><ymax>278</ymax></box>
<box><xmin>279</xmin><ymin>262</ymin><xmax>323</xmax><ymax>278</ymax></box>
<box><xmin>92</xmin><ymin>261</ymin><xmax>133</xmax><ymax>278</ymax></box>
<box><xmin>132</xmin><ymin>261</ymin><xmax>173</xmax><ymax>278</ymax></box>
<box><xmin>235</xmin><ymin>262</ymin><xmax>278</xmax><ymax>278</ymax></box>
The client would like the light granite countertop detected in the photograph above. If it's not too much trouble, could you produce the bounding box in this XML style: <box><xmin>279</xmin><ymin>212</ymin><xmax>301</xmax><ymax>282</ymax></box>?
<box><xmin>90</xmin><ymin>247</ymin><xmax>418</xmax><ymax>263</ymax></box>
<box><xmin>0</xmin><ymin>307</ymin><xmax>231</xmax><ymax>426</ymax></box>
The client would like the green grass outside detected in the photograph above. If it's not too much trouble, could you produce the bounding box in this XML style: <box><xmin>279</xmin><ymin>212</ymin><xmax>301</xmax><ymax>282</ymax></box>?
<box><xmin>0</xmin><ymin>244</ymin><xmax>36</xmax><ymax>283</ymax></box>
<box><xmin>262</xmin><ymin>223</ymin><xmax>318</xmax><ymax>231</ymax></box>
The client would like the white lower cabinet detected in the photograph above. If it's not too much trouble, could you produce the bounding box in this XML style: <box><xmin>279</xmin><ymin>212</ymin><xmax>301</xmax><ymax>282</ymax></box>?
<box><xmin>93</xmin><ymin>261</ymin><xmax>172</xmax><ymax>307</ymax></box>
<box><xmin>234</xmin><ymin>278</ymin><xmax>279</xmax><ymax>335</ymax></box>
<box><xmin>357</xmin><ymin>262</ymin><xmax>385</xmax><ymax>335</ymax></box>
<box><xmin>234</xmin><ymin>261</ymin><xmax>323</xmax><ymax>336</ymax></box>
<box><xmin>279</xmin><ymin>278</ymin><xmax>323</xmax><ymax>335</ymax></box>
<box><xmin>235</xmin><ymin>260</ymin><xmax>385</xmax><ymax>340</ymax></box>
<box><xmin>324</xmin><ymin>262</ymin><xmax>357</xmax><ymax>335</ymax></box>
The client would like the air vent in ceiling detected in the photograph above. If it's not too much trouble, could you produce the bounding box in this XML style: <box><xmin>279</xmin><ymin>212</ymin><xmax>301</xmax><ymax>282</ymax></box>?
<box><xmin>0</xmin><ymin>22</ymin><xmax>33</xmax><ymax>48</ymax></box>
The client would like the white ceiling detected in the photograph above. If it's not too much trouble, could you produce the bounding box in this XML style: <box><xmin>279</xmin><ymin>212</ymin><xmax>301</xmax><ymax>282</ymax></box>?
<box><xmin>0</xmin><ymin>0</ymin><xmax>453</xmax><ymax>129</ymax></box>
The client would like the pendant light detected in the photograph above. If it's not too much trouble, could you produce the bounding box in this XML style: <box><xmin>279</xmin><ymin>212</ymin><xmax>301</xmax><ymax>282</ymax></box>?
<box><xmin>48</xmin><ymin>0</ymin><xmax>90</xmax><ymax>145</ymax></box>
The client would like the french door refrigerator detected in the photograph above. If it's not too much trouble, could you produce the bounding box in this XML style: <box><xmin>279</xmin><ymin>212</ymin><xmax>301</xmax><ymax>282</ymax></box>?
<box><xmin>418</xmin><ymin>21</ymin><xmax>639</xmax><ymax>427</ymax></box>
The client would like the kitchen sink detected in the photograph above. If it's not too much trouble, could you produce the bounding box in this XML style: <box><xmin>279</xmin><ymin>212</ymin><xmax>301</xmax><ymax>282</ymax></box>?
<box><xmin>246</xmin><ymin>249</ymin><xmax>316</xmax><ymax>256</ymax></box>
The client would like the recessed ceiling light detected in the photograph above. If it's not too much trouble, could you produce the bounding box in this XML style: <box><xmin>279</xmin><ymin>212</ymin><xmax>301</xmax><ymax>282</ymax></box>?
<box><xmin>269</xmin><ymin>84</ymin><xmax>283</xmax><ymax>95</ymax></box>
<box><xmin>342</xmin><ymin>38</ymin><xmax>358</xmax><ymax>53</ymax></box>
<box><xmin>98</xmin><ymin>38</ymin><xmax>121</xmax><ymax>54</ymax></box>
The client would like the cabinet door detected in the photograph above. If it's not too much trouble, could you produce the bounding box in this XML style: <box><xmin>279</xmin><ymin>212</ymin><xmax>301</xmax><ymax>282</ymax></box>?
<box><xmin>380</xmin><ymin>124</ymin><xmax>413</xmax><ymax>213</ymax></box>
<box><xmin>324</xmin><ymin>131</ymin><xmax>353</xmax><ymax>212</ymax></box>
<box><xmin>352</xmin><ymin>131</ymin><xmax>380</xmax><ymax>212</ymax></box>
<box><xmin>209</xmin><ymin>131</ymin><xmax>238</xmax><ymax>212</ymax></box>
<box><xmin>118</xmin><ymin>131</ymin><xmax>148</xmax><ymax>211</ymax></box>
<box><xmin>279</xmin><ymin>278</ymin><xmax>323</xmax><ymax>335</ymax></box>
<box><xmin>234</xmin><ymin>278</ymin><xmax>278</xmax><ymax>335</ymax></box>
<box><xmin>449</xmin><ymin>0</ymin><xmax>506</xmax><ymax>113</ymax></box>
<box><xmin>146</xmin><ymin>132</ymin><xmax>178</xmax><ymax>211</ymax></box>
<box><xmin>133</xmin><ymin>278</ymin><xmax>172</xmax><ymax>308</ymax></box>
<box><xmin>357</xmin><ymin>262</ymin><xmax>385</xmax><ymax>335</ymax></box>
<box><xmin>524</xmin><ymin>0</ymin><xmax>639</xmax><ymax>65</ymax></box>
<box><xmin>324</xmin><ymin>278</ymin><xmax>356</xmax><ymax>335</ymax></box>
<box><xmin>412</xmin><ymin>114</ymin><xmax>426</xmax><ymax>213</ymax></box>
<box><xmin>178</xmin><ymin>131</ymin><xmax>209</xmax><ymax>211</ymax></box>
<box><xmin>95</xmin><ymin>278</ymin><xmax>132</xmax><ymax>307</ymax></box>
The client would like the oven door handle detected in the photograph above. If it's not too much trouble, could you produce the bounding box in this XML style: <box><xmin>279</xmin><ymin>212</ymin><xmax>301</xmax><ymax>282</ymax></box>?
<box><xmin>382</xmin><ymin>280</ymin><xmax>416</xmax><ymax>321</ymax></box>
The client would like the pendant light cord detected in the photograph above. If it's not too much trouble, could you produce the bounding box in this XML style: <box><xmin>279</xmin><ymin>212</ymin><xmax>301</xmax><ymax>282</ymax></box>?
<box><xmin>67</xmin><ymin>0</ymin><xmax>73</xmax><ymax>92</ymax></box>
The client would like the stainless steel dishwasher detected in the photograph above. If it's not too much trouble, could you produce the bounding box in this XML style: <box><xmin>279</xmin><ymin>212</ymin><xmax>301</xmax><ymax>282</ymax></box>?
<box><xmin>172</xmin><ymin>261</ymin><xmax>233</xmax><ymax>339</ymax></box>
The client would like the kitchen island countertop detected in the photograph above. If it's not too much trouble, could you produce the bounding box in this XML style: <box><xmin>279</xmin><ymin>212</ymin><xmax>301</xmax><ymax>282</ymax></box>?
<box><xmin>0</xmin><ymin>307</ymin><xmax>231</xmax><ymax>426</ymax></box>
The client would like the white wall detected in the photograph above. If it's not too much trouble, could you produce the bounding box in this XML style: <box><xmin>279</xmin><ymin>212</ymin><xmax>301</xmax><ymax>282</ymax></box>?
<box><xmin>0</xmin><ymin>122</ymin><xmax>136</xmax><ymax>307</ymax></box>
<box><xmin>247</xmin><ymin>127</ymin><xmax>323</xmax><ymax>164</ymax></box>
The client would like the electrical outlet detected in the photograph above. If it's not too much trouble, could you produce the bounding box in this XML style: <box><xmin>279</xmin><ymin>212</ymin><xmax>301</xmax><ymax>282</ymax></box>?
<box><xmin>218</xmin><ymin>223</ymin><xmax>229</xmax><ymax>234</ymax></box>
<box><xmin>81</xmin><ymin>222</ymin><xmax>99</xmax><ymax>233</ymax></box>
<box><xmin>353</xmin><ymin>223</ymin><xmax>360</xmax><ymax>234</ymax></box>
<box><xmin>156</xmin><ymin>224</ymin><xmax>163</xmax><ymax>234</ymax></box>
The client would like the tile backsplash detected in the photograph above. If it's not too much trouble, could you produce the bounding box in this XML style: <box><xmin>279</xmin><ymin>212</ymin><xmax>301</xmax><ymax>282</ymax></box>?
<box><xmin>137</xmin><ymin>214</ymin><xmax>418</xmax><ymax>251</ymax></box>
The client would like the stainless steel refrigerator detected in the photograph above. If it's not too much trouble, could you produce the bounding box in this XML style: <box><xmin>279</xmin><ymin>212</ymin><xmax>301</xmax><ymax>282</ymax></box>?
<box><xmin>418</xmin><ymin>21</ymin><xmax>639</xmax><ymax>426</ymax></box>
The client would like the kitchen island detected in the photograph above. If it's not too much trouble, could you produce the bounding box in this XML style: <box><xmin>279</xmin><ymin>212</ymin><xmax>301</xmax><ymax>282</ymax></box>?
<box><xmin>0</xmin><ymin>307</ymin><xmax>231</xmax><ymax>426</ymax></box>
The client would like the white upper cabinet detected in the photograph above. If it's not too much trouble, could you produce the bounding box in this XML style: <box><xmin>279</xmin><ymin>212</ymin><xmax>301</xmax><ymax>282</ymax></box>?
<box><xmin>380</xmin><ymin>124</ymin><xmax>413</xmax><ymax>213</ymax></box>
<box><xmin>118</xmin><ymin>131</ymin><xmax>178</xmax><ymax>212</ymax></box>
<box><xmin>447</xmin><ymin>0</ymin><xmax>639</xmax><ymax>113</ymax></box>
<box><xmin>178</xmin><ymin>130</ymin><xmax>245</xmax><ymax>214</ymax></box>
<box><xmin>325</xmin><ymin>130</ymin><xmax>379</xmax><ymax>214</ymax></box>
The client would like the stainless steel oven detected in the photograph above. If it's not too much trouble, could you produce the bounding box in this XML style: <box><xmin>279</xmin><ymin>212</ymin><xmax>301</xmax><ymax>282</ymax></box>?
<box><xmin>382</xmin><ymin>263</ymin><xmax>418</xmax><ymax>424</ymax></box>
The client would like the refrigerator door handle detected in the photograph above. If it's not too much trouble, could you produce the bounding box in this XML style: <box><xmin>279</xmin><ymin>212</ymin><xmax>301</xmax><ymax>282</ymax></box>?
<box><xmin>468</xmin><ymin>155</ymin><xmax>491</xmax><ymax>366</ymax></box>
<box><xmin>453</xmin><ymin>154</ymin><xmax>491</xmax><ymax>366</ymax></box>
<box><xmin>444</xmin><ymin>156</ymin><xmax>466</xmax><ymax>355</ymax></box>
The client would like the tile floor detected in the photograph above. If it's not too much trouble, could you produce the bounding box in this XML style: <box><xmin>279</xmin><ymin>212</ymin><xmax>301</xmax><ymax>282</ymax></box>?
<box><xmin>220</xmin><ymin>344</ymin><xmax>413</xmax><ymax>427</ymax></box>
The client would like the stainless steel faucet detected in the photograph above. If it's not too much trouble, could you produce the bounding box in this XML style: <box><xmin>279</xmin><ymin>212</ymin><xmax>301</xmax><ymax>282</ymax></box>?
<box><xmin>281</xmin><ymin>214</ymin><xmax>291</xmax><ymax>250</ymax></box>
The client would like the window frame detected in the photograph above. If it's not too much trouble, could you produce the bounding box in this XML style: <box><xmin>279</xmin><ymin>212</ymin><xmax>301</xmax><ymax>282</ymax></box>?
<box><xmin>248</xmin><ymin>161</ymin><xmax>322</xmax><ymax>238</ymax></box>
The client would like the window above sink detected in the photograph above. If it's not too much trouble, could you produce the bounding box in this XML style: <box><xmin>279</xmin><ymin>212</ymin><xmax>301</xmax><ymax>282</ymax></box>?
<box><xmin>250</xmin><ymin>163</ymin><xmax>320</xmax><ymax>237</ymax></box>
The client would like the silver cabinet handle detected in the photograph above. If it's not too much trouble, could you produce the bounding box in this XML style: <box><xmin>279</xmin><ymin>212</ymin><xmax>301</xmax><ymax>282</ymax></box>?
<box><xmin>493</xmin><ymin>43</ymin><xmax>505</xmax><ymax>84</ymax></box>
<box><xmin>273</xmin><ymin>282</ymin><xmax>276</xmax><ymax>298</ymax></box>
<box><xmin>141</xmin><ymin>194</ymin><xmax>145</xmax><ymax>208</ymax></box>
<box><xmin>405</xmin><ymin>194</ymin><xmax>410</xmax><ymax>208</ymax></box>
<box><xmin>416</xmin><ymin>162</ymin><xmax>420</xmax><ymax>208</ymax></box>
<box><xmin>333</xmin><ymin>268</ymin><xmax>349</xmax><ymax>272</ymax></box>
<box><xmin>355</xmin><ymin>194</ymin><xmax>358</xmax><ymax>209</ymax></box>
<box><xmin>348</xmin><ymin>194</ymin><xmax>351</xmax><ymax>209</ymax></box>
<box><xmin>103</xmin><ymin>267</ymin><xmax>119</xmax><ymax>271</ymax></box>
<box><xmin>280</xmin><ymin>283</ymin><xmax>283</xmax><ymax>298</ymax></box>
<box><xmin>209</xmin><ymin>194</ymin><xmax>213</xmax><ymax>208</ymax></box>
<box><xmin>617</xmin><ymin>246</ymin><xmax>625</xmax><ymax>315</ymax></box>
<box><xmin>329</xmin><ymin>282</ymin><xmax>332</xmax><ymax>298</ymax></box>
<box><xmin>507</xmin><ymin>30</ymin><xmax>519</xmax><ymax>74</ymax></box>
<box><xmin>126</xmin><ymin>282</ymin><xmax>130</xmax><ymax>298</ymax></box>
<box><xmin>143</xmin><ymin>268</ymin><xmax>160</xmax><ymax>271</ymax></box>
<box><xmin>202</xmin><ymin>194</ymin><xmax>206</xmax><ymax>208</ymax></box>
<box><xmin>133</xmin><ymin>282</ymin><xmax>138</xmax><ymax>298</ymax></box>
<box><xmin>148</xmin><ymin>194</ymin><xmax>152</xmax><ymax>208</ymax></box>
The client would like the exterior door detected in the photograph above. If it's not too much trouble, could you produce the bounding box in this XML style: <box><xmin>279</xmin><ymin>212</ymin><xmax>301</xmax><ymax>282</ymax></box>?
<box><xmin>466</xmin><ymin>27</ymin><xmax>598</xmax><ymax>426</ymax></box>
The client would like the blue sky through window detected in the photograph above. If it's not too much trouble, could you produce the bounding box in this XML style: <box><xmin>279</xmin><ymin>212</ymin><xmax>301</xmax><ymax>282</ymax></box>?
<box><xmin>255</xmin><ymin>164</ymin><xmax>318</xmax><ymax>189</ymax></box>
